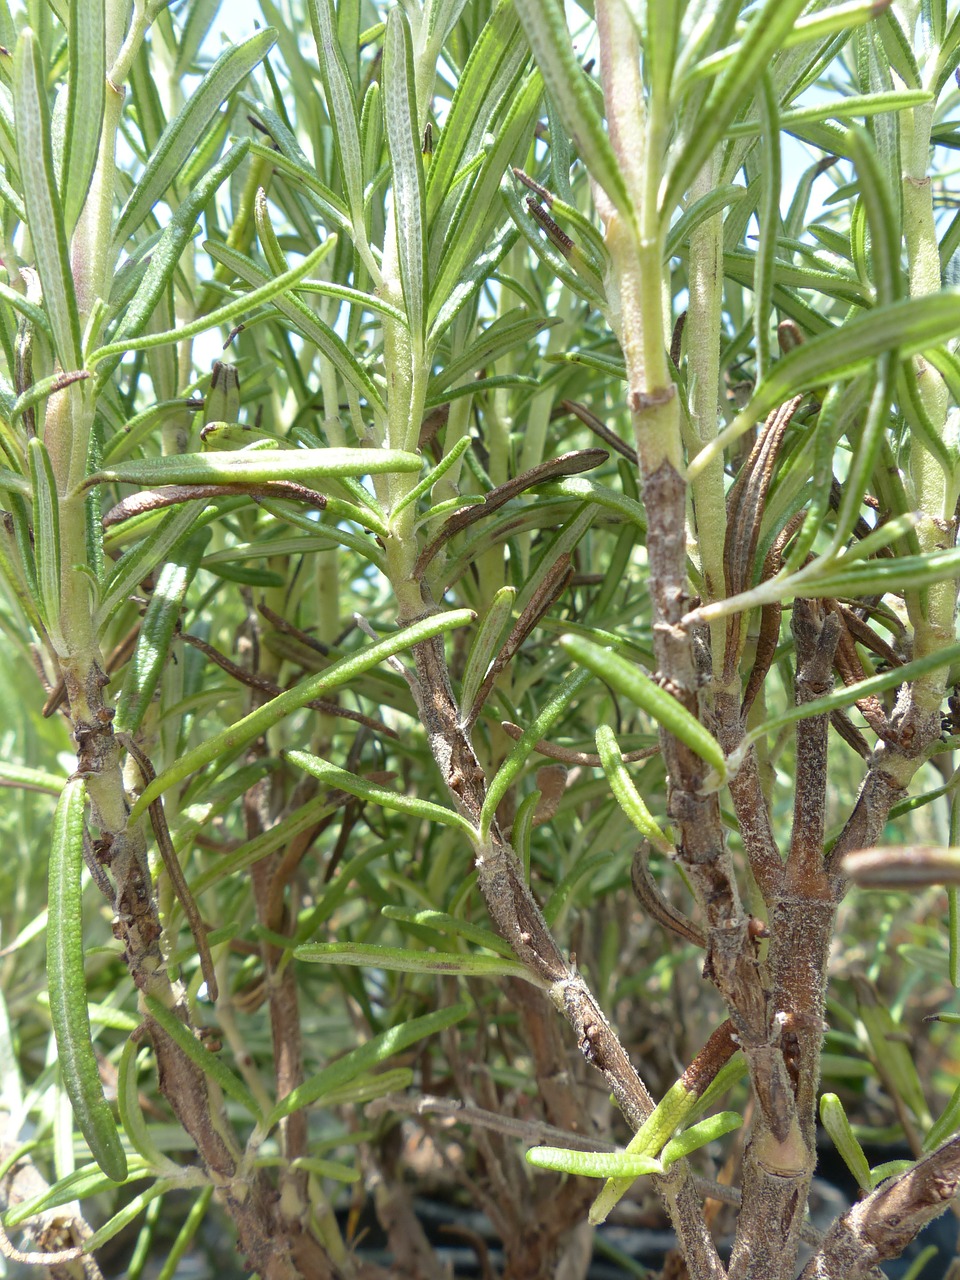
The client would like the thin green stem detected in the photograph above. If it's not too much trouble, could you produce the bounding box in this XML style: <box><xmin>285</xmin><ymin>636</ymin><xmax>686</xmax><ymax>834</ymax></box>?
<box><xmin>597</xmin><ymin>0</ymin><xmax>680</xmax><ymax>474</ymax></box>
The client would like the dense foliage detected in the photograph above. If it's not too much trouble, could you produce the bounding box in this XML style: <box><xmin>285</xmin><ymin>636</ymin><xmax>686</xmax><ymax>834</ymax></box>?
<box><xmin>4</xmin><ymin>1</ymin><xmax>960</xmax><ymax>1277</ymax></box>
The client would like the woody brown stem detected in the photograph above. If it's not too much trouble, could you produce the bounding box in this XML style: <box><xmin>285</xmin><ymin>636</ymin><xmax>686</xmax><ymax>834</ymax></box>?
<box><xmin>719</xmin><ymin>715</ymin><xmax>783</xmax><ymax>908</ymax></box>
<box><xmin>800</xmin><ymin>1135</ymin><xmax>960</xmax><ymax>1280</ymax></box>
<box><xmin>244</xmin><ymin>776</ymin><xmax>310</xmax><ymax>1187</ymax></box>
<box><xmin>643</xmin><ymin>466</ymin><xmax>773</xmax><ymax>1065</ymax></box>
<box><xmin>408</xmin><ymin>628</ymin><xmax>725</xmax><ymax>1278</ymax></box>
<box><xmin>118</xmin><ymin>734</ymin><xmax>218</xmax><ymax>1001</ymax></box>
<box><xmin>55</xmin><ymin>650</ymin><xmax>330</xmax><ymax>1279</ymax></box>
<box><xmin>729</xmin><ymin>601</ymin><xmax>843</xmax><ymax>1280</ymax></box>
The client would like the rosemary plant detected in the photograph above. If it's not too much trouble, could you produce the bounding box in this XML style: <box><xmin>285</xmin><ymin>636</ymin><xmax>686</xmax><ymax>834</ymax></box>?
<box><xmin>3</xmin><ymin>2</ymin><xmax>960</xmax><ymax>1278</ymax></box>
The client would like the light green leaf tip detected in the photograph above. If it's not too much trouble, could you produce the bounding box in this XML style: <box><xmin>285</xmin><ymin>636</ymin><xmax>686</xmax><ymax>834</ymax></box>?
<box><xmin>561</xmin><ymin>634</ymin><xmax>726</xmax><ymax>782</ymax></box>
<box><xmin>526</xmin><ymin>1145</ymin><xmax>663</xmax><ymax>1178</ymax></box>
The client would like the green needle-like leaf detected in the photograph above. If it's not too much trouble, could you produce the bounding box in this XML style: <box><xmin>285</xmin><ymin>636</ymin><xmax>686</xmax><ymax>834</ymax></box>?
<box><xmin>754</xmin><ymin>74</ymin><xmax>780</xmax><ymax>384</ymax></box>
<box><xmin>309</xmin><ymin>0</ymin><xmax>367</xmax><ymax>253</ymax></box>
<box><xmin>595</xmin><ymin>724</ymin><xmax>671</xmax><ymax>852</ymax></box>
<box><xmin>739</xmin><ymin>639</ymin><xmax>960</xmax><ymax>753</ymax></box>
<box><xmin>380</xmin><ymin>906</ymin><xmax>517</xmax><ymax>958</ymax></box>
<box><xmin>102</xmin><ymin>141</ymin><xmax>251</xmax><ymax>385</ymax></box>
<box><xmin>94</xmin><ymin>503</ymin><xmax>202</xmax><ymax>631</ymax></box>
<box><xmin>90</xmin><ymin>236</ymin><xmax>334</xmax><ymax>367</ymax></box>
<box><xmin>86</xmin><ymin>447</ymin><xmax>423</xmax><ymax>492</ymax></box>
<box><xmin>589</xmin><ymin>1054</ymin><xmax>746</xmax><ymax>1223</ymax></box>
<box><xmin>527</xmin><ymin>1146</ymin><xmax>663</xmax><ymax>1178</ymax></box>
<box><xmin>61</xmin><ymin>0</ymin><xmax>104</xmax><ymax>234</ymax></box>
<box><xmin>545</xmin><ymin>479</ymin><xmax>647</xmax><ymax>528</ymax></box>
<box><xmin>820</xmin><ymin>1092</ymin><xmax>871</xmax><ymax>1190</ymax></box>
<box><xmin>383</xmin><ymin>7</ymin><xmax>427</xmax><ymax>347</ymax></box>
<box><xmin>689</xmin><ymin>290</ymin><xmax>960</xmax><ymax>478</ymax></box>
<box><xmin>426</xmin><ymin>0</ymin><xmax>527</xmax><ymax>227</ymax></box>
<box><xmin>431</xmin><ymin>309</ymin><xmax>557</xmax><ymax>395</ymax></box>
<box><xmin>428</xmin><ymin>69</ymin><xmax>543</xmax><ymax>329</ymax></box>
<box><xmin>128</xmin><ymin>609</ymin><xmax>474</xmax><ymax>822</ymax></box>
<box><xmin>0</xmin><ymin>761</ymin><xmax>64</xmax><ymax>794</ymax></box>
<box><xmin>114</xmin><ymin>530</ymin><xmax>210</xmax><ymax>735</ymax></box>
<box><xmin>480</xmin><ymin>666</ymin><xmax>594</xmax><ymax>838</ymax></box>
<box><xmin>173</xmin><ymin>0</ymin><xmax>224</xmax><ymax>77</ymax></box>
<box><xmin>853</xmin><ymin>977</ymin><xmax>931</xmax><ymax>1130</ymax></box>
<box><xmin>392</xmin><ymin>435</ymin><xmax>472</xmax><ymax>519</ymax></box>
<box><xmin>285</xmin><ymin>751</ymin><xmax>479</xmax><ymax>837</ymax></box>
<box><xmin>725</xmin><ymin>89</ymin><xmax>933</xmax><ymax>138</ymax></box>
<box><xmin>48</xmin><ymin>779</ymin><xmax>128</xmax><ymax>1183</ymax></box>
<box><xmin>664</xmin><ymin>0</ymin><xmax>810</xmax><ymax>214</ymax></box>
<box><xmin>266</xmin><ymin>1003</ymin><xmax>470</xmax><ymax>1126</ymax></box>
<box><xmin>459</xmin><ymin>586</ymin><xmax>515</xmax><ymax>720</ymax></box>
<box><xmin>297</xmin><ymin>941</ymin><xmax>536</xmax><ymax>983</ymax></box>
<box><xmin>514</xmin><ymin>0</ymin><xmax>631</xmax><ymax>219</ymax></box>
<box><xmin>114</xmin><ymin>28</ymin><xmax>277</xmax><ymax>246</ymax></box>
<box><xmin>144</xmin><ymin>996</ymin><xmax>261</xmax><ymax>1118</ymax></box>
<box><xmin>3</xmin><ymin>1161</ymin><xmax>151</xmax><ymax>1227</ymax></box>
<box><xmin>27</xmin><ymin>437</ymin><xmax>64</xmax><ymax>652</ymax></box>
<box><xmin>846</xmin><ymin>125</ymin><xmax>901</xmax><ymax>308</ymax></box>
<box><xmin>204</xmin><ymin>240</ymin><xmax>385</xmax><ymax>411</ymax></box>
<box><xmin>923</xmin><ymin>1076</ymin><xmax>960</xmax><ymax>1153</ymax></box>
<box><xmin>117</xmin><ymin>1038</ymin><xmax>178</xmax><ymax>1172</ymax></box>
<box><xmin>81</xmin><ymin>1180</ymin><xmax>180</xmax><ymax>1252</ymax></box>
<box><xmin>561</xmin><ymin>635</ymin><xmax>726</xmax><ymax>781</ymax></box>
<box><xmin>665</xmin><ymin>183</ymin><xmax>747</xmax><ymax>258</ymax></box>
<box><xmin>659</xmin><ymin>1112</ymin><xmax>742</xmax><ymax>1168</ymax></box>
<box><xmin>13</xmin><ymin>28</ymin><xmax>81</xmax><ymax>369</ymax></box>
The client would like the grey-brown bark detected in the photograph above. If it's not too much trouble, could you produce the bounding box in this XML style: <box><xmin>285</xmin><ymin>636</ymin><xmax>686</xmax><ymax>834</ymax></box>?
<box><xmin>800</xmin><ymin>1136</ymin><xmax>960</xmax><ymax>1279</ymax></box>
<box><xmin>408</xmin><ymin>626</ymin><xmax>726</xmax><ymax>1279</ymax></box>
